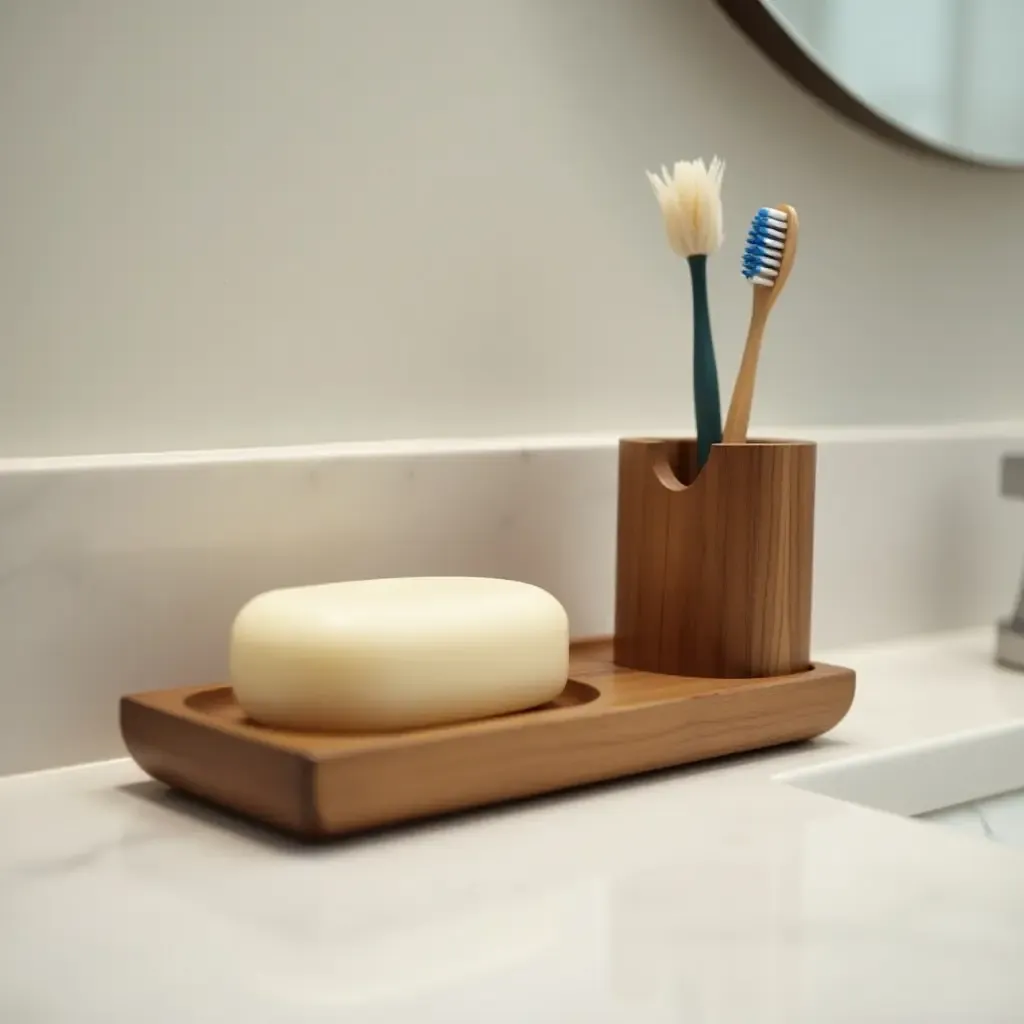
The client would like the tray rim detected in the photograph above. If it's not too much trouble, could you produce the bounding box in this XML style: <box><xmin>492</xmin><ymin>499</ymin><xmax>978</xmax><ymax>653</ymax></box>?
<box><xmin>121</xmin><ymin>655</ymin><xmax>854</xmax><ymax>763</ymax></box>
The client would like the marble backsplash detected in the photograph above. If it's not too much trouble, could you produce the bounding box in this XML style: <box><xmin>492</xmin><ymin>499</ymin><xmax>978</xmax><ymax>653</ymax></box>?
<box><xmin>0</xmin><ymin>426</ymin><xmax>1021</xmax><ymax>775</ymax></box>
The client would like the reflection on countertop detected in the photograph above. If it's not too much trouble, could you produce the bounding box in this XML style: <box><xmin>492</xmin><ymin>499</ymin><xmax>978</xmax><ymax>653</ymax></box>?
<box><xmin>3</xmin><ymin>628</ymin><xmax>1024</xmax><ymax>1023</ymax></box>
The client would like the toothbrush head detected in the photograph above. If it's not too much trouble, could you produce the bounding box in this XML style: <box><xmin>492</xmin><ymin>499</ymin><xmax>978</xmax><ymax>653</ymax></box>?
<box><xmin>742</xmin><ymin>205</ymin><xmax>798</xmax><ymax>296</ymax></box>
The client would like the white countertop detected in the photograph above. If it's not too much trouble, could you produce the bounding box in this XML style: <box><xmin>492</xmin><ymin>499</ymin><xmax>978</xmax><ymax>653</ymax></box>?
<box><xmin>4</xmin><ymin>628</ymin><xmax>1024</xmax><ymax>1023</ymax></box>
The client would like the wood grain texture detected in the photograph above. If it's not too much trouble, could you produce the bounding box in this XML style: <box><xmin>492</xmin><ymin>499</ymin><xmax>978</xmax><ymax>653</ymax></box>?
<box><xmin>614</xmin><ymin>438</ymin><xmax>815</xmax><ymax>678</ymax></box>
<box><xmin>120</xmin><ymin>640</ymin><xmax>854</xmax><ymax>839</ymax></box>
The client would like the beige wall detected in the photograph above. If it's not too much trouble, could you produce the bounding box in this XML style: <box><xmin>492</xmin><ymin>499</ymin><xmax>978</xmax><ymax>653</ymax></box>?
<box><xmin>3</xmin><ymin>0</ymin><xmax>1024</xmax><ymax>457</ymax></box>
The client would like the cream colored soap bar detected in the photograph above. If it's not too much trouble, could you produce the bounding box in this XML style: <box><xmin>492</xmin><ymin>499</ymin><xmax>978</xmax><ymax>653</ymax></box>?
<box><xmin>230</xmin><ymin>577</ymin><xmax>570</xmax><ymax>732</ymax></box>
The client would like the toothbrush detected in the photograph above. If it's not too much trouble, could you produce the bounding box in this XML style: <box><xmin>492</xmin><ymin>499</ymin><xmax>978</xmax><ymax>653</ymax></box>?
<box><xmin>723</xmin><ymin>205</ymin><xmax>799</xmax><ymax>444</ymax></box>
<box><xmin>646</xmin><ymin>157</ymin><xmax>726</xmax><ymax>468</ymax></box>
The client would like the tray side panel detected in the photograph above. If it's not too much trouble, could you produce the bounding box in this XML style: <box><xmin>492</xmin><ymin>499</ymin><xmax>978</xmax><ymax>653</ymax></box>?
<box><xmin>311</xmin><ymin>665</ymin><xmax>855</xmax><ymax>834</ymax></box>
<box><xmin>120</xmin><ymin>697</ymin><xmax>315</xmax><ymax>835</ymax></box>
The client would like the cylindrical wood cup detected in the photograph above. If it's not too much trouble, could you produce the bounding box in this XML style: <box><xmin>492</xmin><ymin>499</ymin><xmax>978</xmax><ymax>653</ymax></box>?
<box><xmin>613</xmin><ymin>438</ymin><xmax>815</xmax><ymax>678</ymax></box>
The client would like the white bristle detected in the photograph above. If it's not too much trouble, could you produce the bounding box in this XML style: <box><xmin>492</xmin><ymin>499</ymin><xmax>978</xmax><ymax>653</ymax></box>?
<box><xmin>645</xmin><ymin>156</ymin><xmax>725</xmax><ymax>257</ymax></box>
<box><xmin>744</xmin><ymin>205</ymin><xmax>793</xmax><ymax>288</ymax></box>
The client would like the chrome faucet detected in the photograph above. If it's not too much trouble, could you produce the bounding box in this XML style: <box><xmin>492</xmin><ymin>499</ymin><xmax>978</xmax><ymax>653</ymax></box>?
<box><xmin>997</xmin><ymin>455</ymin><xmax>1024</xmax><ymax>671</ymax></box>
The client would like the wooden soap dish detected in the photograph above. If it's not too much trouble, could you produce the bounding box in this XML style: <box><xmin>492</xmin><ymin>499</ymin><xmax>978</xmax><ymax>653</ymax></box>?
<box><xmin>121</xmin><ymin>640</ymin><xmax>855</xmax><ymax>839</ymax></box>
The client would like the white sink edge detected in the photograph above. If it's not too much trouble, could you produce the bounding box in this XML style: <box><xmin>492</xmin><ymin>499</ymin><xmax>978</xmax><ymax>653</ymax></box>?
<box><xmin>775</xmin><ymin>718</ymin><xmax>1024</xmax><ymax>817</ymax></box>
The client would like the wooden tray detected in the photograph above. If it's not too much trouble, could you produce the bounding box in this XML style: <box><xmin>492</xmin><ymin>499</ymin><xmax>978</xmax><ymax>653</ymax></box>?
<box><xmin>120</xmin><ymin>640</ymin><xmax>855</xmax><ymax>838</ymax></box>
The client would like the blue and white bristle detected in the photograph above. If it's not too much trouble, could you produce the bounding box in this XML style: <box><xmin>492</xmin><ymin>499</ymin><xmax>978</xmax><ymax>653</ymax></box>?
<box><xmin>742</xmin><ymin>207</ymin><xmax>788</xmax><ymax>287</ymax></box>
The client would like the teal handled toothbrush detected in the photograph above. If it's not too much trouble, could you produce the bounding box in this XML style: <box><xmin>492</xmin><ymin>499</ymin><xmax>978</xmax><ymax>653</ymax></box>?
<box><xmin>646</xmin><ymin>157</ymin><xmax>725</xmax><ymax>468</ymax></box>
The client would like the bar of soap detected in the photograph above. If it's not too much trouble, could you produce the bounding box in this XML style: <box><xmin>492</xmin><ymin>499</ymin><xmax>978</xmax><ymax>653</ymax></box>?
<box><xmin>230</xmin><ymin>577</ymin><xmax>570</xmax><ymax>732</ymax></box>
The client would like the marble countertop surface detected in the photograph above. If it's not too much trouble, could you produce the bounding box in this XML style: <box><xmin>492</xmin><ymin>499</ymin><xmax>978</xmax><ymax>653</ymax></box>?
<box><xmin>4</xmin><ymin>628</ymin><xmax>1024</xmax><ymax>1023</ymax></box>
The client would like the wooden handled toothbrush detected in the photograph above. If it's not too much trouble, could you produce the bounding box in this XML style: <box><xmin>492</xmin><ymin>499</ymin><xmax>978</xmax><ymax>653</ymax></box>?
<box><xmin>723</xmin><ymin>204</ymin><xmax>799</xmax><ymax>443</ymax></box>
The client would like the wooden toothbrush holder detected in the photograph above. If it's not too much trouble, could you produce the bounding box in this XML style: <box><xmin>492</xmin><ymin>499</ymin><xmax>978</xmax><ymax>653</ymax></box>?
<box><xmin>614</xmin><ymin>438</ymin><xmax>816</xmax><ymax>678</ymax></box>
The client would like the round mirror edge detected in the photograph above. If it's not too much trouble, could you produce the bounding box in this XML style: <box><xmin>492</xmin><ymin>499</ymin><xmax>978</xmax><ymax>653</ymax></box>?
<box><xmin>712</xmin><ymin>0</ymin><xmax>1020</xmax><ymax>170</ymax></box>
